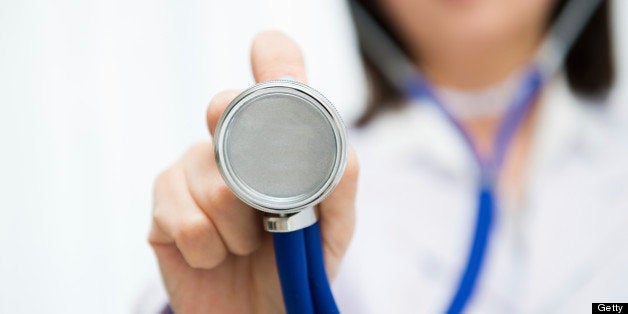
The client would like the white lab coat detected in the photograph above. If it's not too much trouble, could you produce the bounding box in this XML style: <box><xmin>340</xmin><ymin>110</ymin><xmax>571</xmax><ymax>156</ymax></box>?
<box><xmin>333</xmin><ymin>75</ymin><xmax>628</xmax><ymax>313</ymax></box>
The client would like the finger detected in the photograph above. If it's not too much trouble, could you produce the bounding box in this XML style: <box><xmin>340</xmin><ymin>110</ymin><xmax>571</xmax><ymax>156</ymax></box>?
<box><xmin>250</xmin><ymin>30</ymin><xmax>307</xmax><ymax>83</ymax></box>
<box><xmin>150</xmin><ymin>166</ymin><xmax>228</xmax><ymax>269</ymax></box>
<box><xmin>318</xmin><ymin>146</ymin><xmax>359</xmax><ymax>278</ymax></box>
<box><xmin>207</xmin><ymin>89</ymin><xmax>241</xmax><ymax>137</ymax></box>
<box><xmin>182</xmin><ymin>142</ymin><xmax>264</xmax><ymax>256</ymax></box>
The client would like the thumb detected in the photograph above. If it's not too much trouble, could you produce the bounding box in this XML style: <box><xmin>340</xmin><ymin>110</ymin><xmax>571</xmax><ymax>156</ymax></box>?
<box><xmin>250</xmin><ymin>30</ymin><xmax>307</xmax><ymax>83</ymax></box>
<box><xmin>318</xmin><ymin>146</ymin><xmax>359</xmax><ymax>279</ymax></box>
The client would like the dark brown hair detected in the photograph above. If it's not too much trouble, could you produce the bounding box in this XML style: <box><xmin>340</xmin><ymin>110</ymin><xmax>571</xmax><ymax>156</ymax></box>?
<box><xmin>352</xmin><ymin>0</ymin><xmax>615</xmax><ymax>126</ymax></box>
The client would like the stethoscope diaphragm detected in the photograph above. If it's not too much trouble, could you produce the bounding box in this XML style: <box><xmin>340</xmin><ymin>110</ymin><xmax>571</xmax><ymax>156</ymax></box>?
<box><xmin>214</xmin><ymin>80</ymin><xmax>347</xmax><ymax>217</ymax></box>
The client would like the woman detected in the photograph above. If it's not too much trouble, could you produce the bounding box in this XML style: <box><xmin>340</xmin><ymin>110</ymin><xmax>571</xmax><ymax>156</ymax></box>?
<box><xmin>149</xmin><ymin>0</ymin><xmax>627</xmax><ymax>312</ymax></box>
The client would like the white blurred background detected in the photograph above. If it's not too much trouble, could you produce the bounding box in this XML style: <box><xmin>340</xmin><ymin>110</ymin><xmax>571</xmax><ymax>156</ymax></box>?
<box><xmin>0</xmin><ymin>0</ymin><xmax>626</xmax><ymax>313</ymax></box>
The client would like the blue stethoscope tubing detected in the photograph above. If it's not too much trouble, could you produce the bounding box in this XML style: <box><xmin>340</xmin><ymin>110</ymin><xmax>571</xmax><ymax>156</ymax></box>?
<box><xmin>274</xmin><ymin>222</ymin><xmax>340</xmax><ymax>314</ymax></box>
<box><xmin>269</xmin><ymin>70</ymin><xmax>538</xmax><ymax>314</ymax></box>
<box><xmin>405</xmin><ymin>67</ymin><xmax>544</xmax><ymax>313</ymax></box>
<box><xmin>348</xmin><ymin>0</ymin><xmax>603</xmax><ymax>312</ymax></box>
<box><xmin>274</xmin><ymin>229</ymin><xmax>315</xmax><ymax>314</ymax></box>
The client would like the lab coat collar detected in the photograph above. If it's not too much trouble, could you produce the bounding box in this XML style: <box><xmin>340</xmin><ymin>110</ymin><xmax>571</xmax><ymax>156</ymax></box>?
<box><xmin>399</xmin><ymin>73</ymin><xmax>602</xmax><ymax>187</ymax></box>
<box><xmin>527</xmin><ymin>73</ymin><xmax>608</xmax><ymax>176</ymax></box>
<box><xmin>404</xmin><ymin>99</ymin><xmax>480</xmax><ymax>183</ymax></box>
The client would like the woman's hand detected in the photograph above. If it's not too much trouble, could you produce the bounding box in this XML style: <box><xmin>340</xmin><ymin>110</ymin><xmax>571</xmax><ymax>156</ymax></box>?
<box><xmin>149</xmin><ymin>31</ymin><xmax>359</xmax><ymax>314</ymax></box>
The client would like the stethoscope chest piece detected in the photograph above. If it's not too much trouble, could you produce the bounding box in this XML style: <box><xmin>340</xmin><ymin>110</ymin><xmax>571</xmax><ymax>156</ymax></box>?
<box><xmin>214</xmin><ymin>80</ymin><xmax>347</xmax><ymax>232</ymax></box>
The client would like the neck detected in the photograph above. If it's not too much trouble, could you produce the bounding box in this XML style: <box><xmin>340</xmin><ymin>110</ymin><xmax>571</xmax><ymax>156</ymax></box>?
<box><xmin>415</xmin><ymin>30</ymin><xmax>544</xmax><ymax>90</ymax></box>
<box><xmin>411</xmin><ymin>30</ymin><xmax>544</xmax><ymax>157</ymax></box>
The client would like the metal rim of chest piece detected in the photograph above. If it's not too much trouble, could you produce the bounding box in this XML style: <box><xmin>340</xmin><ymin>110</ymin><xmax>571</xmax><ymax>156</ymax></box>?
<box><xmin>213</xmin><ymin>80</ymin><xmax>347</xmax><ymax>225</ymax></box>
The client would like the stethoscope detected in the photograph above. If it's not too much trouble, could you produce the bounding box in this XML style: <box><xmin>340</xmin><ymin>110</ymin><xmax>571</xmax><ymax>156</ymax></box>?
<box><xmin>350</xmin><ymin>0</ymin><xmax>602</xmax><ymax>312</ymax></box>
<box><xmin>213</xmin><ymin>0</ymin><xmax>603</xmax><ymax>313</ymax></box>
<box><xmin>214</xmin><ymin>80</ymin><xmax>346</xmax><ymax>314</ymax></box>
